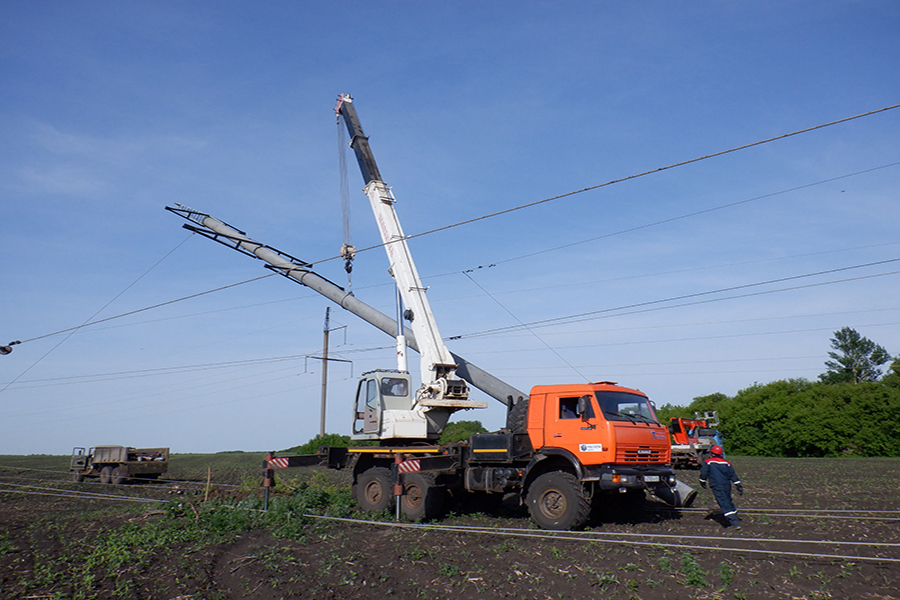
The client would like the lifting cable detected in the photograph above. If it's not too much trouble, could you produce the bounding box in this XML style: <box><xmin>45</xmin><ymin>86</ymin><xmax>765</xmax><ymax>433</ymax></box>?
<box><xmin>337</xmin><ymin>111</ymin><xmax>355</xmax><ymax>287</ymax></box>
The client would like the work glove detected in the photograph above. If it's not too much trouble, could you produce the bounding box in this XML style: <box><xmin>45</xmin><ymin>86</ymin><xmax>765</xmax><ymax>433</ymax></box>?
<box><xmin>736</xmin><ymin>484</ymin><xmax>744</xmax><ymax>496</ymax></box>
<box><xmin>700</xmin><ymin>481</ymin><xmax>707</xmax><ymax>489</ymax></box>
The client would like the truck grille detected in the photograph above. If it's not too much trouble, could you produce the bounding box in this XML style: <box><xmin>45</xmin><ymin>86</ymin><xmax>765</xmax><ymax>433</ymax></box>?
<box><xmin>617</xmin><ymin>446</ymin><xmax>664</xmax><ymax>463</ymax></box>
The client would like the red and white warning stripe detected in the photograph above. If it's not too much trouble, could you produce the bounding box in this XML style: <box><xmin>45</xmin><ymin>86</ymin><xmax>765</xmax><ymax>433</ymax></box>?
<box><xmin>268</xmin><ymin>457</ymin><xmax>290</xmax><ymax>469</ymax></box>
<box><xmin>398</xmin><ymin>459</ymin><xmax>420</xmax><ymax>473</ymax></box>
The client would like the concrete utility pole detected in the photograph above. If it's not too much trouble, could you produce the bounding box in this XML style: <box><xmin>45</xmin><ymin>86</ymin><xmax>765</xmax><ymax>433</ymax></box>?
<box><xmin>320</xmin><ymin>307</ymin><xmax>330</xmax><ymax>437</ymax></box>
<box><xmin>166</xmin><ymin>204</ymin><xmax>527</xmax><ymax>406</ymax></box>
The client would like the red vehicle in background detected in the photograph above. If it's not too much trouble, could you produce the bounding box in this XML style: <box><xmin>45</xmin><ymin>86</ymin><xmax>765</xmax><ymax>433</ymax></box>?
<box><xmin>669</xmin><ymin>411</ymin><xmax>722</xmax><ymax>469</ymax></box>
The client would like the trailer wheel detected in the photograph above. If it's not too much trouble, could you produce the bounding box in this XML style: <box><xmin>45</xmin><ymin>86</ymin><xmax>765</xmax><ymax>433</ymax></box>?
<box><xmin>99</xmin><ymin>466</ymin><xmax>113</xmax><ymax>484</ymax></box>
<box><xmin>357</xmin><ymin>467</ymin><xmax>393</xmax><ymax>512</ymax></box>
<box><xmin>111</xmin><ymin>467</ymin><xmax>128</xmax><ymax>485</ymax></box>
<box><xmin>401</xmin><ymin>472</ymin><xmax>444</xmax><ymax>521</ymax></box>
<box><xmin>526</xmin><ymin>472</ymin><xmax>590</xmax><ymax>530</ymax></box>
<box><xmin>72</xmin><ymin>471</ymin><xmax>85</xmax><ymax>483</ymax></box>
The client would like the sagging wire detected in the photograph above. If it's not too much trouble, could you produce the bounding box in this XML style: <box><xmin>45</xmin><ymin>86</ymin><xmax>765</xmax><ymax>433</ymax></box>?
<box><xmin>462</xmin><ymin>270</ymin><xmax>591</xmax><ymax>382</ymax></box>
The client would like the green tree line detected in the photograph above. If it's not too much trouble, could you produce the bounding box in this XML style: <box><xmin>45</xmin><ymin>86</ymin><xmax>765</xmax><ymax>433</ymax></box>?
<box><xmin>658</xmin><ymin>328</ymin><xmax>900</xmax><ymax>457</ymax></box>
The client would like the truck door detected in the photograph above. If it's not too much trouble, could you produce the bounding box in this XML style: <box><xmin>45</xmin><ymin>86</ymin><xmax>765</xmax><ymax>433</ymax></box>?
<box><xmin>353</xmin><ymin>377</ymin><xmax>381</xmax><ymax>435</ymax></box>
<box><xmin>70</xmin><ymin>447</ymin><xmax>87</xmax><ymax>470</ymax></box>
<box><xmin>544</xmin><ymin>394</ymin><xmax>609</xmax><ymax>463</ymax></box>
<box><xmin>362</xmin><ymin>378</ymin><xmax>380</xmax><ymax>433</ymax></box>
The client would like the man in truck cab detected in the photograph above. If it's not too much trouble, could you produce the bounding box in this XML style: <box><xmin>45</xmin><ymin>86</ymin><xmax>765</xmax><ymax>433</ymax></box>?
<box><xmin>699</xmin><ymin>445</ymin><xmax>743</xmax><ymax>529</ymax></box>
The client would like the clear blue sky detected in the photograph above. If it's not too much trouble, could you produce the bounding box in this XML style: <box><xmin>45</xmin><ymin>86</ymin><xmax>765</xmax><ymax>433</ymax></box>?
<box><xmin>1</xmin><ymin>1</ymin><xmax>898</xmax><ymax>455</ymax></box>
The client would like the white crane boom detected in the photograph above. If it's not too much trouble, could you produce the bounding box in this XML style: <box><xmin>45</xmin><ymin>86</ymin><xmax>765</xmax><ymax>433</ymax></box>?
<box><xmin>336</xmin><ymin>94</ymin><xmax>482</xmax><ymax>410</ymax></box>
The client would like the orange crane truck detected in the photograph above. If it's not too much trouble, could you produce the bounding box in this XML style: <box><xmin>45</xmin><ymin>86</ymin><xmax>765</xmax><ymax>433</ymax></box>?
<box><xmin>168</xmin><ymin>94</ymin><xmax>693</xmax><ymax>530</ymax></box>
<box><xmin>268</xmin><ymin>378</ymin><xmax>678</xmax><ymax>529</ymax></box>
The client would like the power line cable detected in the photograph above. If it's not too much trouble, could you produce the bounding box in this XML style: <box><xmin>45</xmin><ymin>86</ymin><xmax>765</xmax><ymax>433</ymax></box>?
<box><xmin>9</xmin><ymin>116</ymin><xmax>897</xmax><ymax>350</ymax></box>
<box><xmin>5</xmin><ymin>106</ymin><xmax>897</xmax><ymax>385</ymax></box>
<box><xmin>0</xmin><ymin>235</ymin><xmax>194</xmax><ymax>395</ymax></box>
<box><xmin>462</xmin><ymin>270</ymin><xmax>590</xmax><ymax>382</ymax></box>
<box><xmin>451</xmin><ymin>258</ymin><xmax>900</xmax><ymax>339</ymax></box>
<box><xmin>14</xmin><ymin>272</ymin><xmax>276</xmax><ymax>346</ymax></box>
<box><xmin>306</xmin><ymin>103</ymin><xmax>900</xmax><ymax>268</ymax></box>
<box><xmin>488</xmin><ymin>162</ymin><xmax>900</xmax><ymax>268</ymax></box>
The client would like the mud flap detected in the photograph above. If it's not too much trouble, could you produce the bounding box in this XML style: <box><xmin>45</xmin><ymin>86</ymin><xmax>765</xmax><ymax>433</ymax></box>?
<box><xmin>652</xmin><ymin>478</ymin><xmax>697</xmax><ymax>508</ymax></box>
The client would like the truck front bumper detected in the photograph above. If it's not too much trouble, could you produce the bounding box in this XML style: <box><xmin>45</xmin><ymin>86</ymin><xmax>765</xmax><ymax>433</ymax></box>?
<box><xmin>584</xmin><ymin>464</ymin><xmax>677</xmax><ymax>491</ymax></box>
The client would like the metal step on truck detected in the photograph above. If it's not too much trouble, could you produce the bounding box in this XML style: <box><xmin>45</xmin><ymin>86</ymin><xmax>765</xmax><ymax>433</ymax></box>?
<box><xmin>70</xmin><ymin>446</ymin><xmax>169</xmax><ymax>484</ymax></box>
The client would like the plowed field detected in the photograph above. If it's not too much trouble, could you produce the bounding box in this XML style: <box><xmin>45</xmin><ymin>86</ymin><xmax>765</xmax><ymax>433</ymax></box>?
<box><xmin>1</xmin><ymin>455</ymin><xmax>898</xmax><ymax>599</ymax></box>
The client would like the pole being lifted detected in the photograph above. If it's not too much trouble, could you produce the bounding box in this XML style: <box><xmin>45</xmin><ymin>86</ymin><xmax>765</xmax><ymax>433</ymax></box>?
<box><xmin>166</xmin><ymin>204</ymin><xmax>526</xmax><ymax>407</ymax></box>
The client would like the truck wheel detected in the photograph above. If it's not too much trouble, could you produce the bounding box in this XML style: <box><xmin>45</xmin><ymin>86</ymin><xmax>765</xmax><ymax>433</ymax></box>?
<box><xmin>401</xmin><ymin>472</ymin><xmax>444</xmax><ymax>521</ymax></box>
<box><xmin>72</xmin><ymin>471</ymin><xmax>85</xmax><ymax>483</ymax></box>
<box><xmin>526</xmin><ymin>472</ymin><xmax>590</xmax><ymax>530</ymax></box>
<box><xmin>507</xmin><ymin>398</ymin><xmax>529</xmax><ymax>434</ymax></box>
<box><xmin>99</xmin><ymin>466</ymin><xmax>113</xmax><ymax>484</ymax></box>
<box><xmin>111</xmin><ymin>467</ymin><xmax>128</xmax><ymax>485</ymax></box>
<box><xmin>357</xmin><ymin>467</ymin><xmax>393</xmax><ymax>512</ymax></box>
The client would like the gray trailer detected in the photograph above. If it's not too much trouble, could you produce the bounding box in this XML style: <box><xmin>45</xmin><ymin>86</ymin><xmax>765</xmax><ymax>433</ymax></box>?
<box><xmin>70</xmin><ymin>445</ymin><xmax>169</xmax><ymax>484</ymax></box>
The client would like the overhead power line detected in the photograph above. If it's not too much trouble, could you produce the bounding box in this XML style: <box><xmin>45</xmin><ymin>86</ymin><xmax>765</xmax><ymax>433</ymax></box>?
<box><xmin>309</xmin><ymin>103</ymin><xmax>900</xmax><ymax>268</ymax></box>
<box><xmin>4</xmin><ymin>104</ymin><xmax>897</xmax><ymax>368</ymax></box>
<box><xmin>452</xmin><ymin>258</ymin><xmax>900</xmax><ymax>339</ymax></box>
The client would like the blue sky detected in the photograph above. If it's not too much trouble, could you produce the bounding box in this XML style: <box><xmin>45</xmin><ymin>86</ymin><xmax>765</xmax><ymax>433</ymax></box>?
<box><xmin>1</xmin><ymin>1</ymin><xmax>898</xmax><ymax>455</ymax></box>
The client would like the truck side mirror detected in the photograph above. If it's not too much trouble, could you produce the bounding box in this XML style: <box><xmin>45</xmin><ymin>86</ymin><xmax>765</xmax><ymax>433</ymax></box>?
<box><xmin>577</xmin><ymin>395</ymin><xmax>591</xmax><ymax>419</ymax></box>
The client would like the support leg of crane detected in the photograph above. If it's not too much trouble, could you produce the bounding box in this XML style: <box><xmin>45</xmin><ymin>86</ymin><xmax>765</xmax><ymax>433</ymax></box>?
<box><xmin>394</xmin><ymin>456</ymin><xmax>402</xmax><ymax>521</ymax></box>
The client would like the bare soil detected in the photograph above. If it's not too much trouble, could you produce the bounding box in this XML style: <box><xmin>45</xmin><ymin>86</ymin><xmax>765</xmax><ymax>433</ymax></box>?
<box><xmin>2</xmin><ymin>456</ymin><xmax>899</xmax><ymax>599</ymax></box>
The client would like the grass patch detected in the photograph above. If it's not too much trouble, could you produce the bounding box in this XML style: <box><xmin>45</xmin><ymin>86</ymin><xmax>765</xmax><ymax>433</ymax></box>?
<box><xmin>680</xmin><ymin>553</ymin><xmax>708</xmax><ymax>587</ymax></box>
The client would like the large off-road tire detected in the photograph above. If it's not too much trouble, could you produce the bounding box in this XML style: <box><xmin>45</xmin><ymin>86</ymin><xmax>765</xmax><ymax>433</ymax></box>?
<box><xmin>526</xmin><ymin>472</ymin><xmax>591</xmax><ymax>530</ymax></box>
<box><xmin>401</xmin><ymin>472</ymin><xmax>444</xmax><ymax>521</ymax></box>
<box><xmin>99</xmin><ymin>466</ymin><xmax>113</xmax><ymax>485</ymax></box>
<box><xmin>357</xmin><ymin>467</ymin><xmax>394</xmax><ymax>512</ymax></box>
<box><xmin>506</xmin><ymin>398</ymin><xmax>530</xmax><ymax>434</ymax></box>
<box><xmin>111</xmin><ymin>466</ymin><xmax>128</xmax><ymax>485</ymax></box>
<box><xmin>72</xmin><ymin>471</ymin><xmax>85</xmax><ymax>483</ymax></box>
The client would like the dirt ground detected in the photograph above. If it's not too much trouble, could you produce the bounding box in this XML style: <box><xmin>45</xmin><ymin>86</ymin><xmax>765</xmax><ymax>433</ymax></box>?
<box><xmin>2</xmin><ymin>456</ymin><xmax>899</xmax><ymax>599</ymax></box>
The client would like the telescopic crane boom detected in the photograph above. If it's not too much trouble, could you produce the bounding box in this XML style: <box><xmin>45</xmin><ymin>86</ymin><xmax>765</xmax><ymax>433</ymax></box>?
<box><xmin>335</xmin><ymin>93</ymin><xmax>476</xmax><ymax>411</ymax></box>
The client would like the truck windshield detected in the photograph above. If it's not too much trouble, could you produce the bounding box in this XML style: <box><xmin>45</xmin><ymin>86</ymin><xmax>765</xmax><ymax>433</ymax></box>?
<box><xmin>595</xmin><ymin>391</ymin><xmax>659</xmax><ymax>424</ymax></box>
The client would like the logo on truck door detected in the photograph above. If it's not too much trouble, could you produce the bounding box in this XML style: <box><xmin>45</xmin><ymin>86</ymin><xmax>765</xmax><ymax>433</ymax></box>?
<box><xmin>579</xmin><ymin>444</ymin><xmax>604</xmax><ymax>452</ymax></box>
